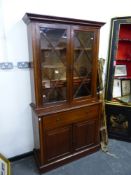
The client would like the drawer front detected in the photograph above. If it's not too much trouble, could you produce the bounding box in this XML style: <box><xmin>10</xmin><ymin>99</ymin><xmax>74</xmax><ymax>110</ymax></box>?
<box><xmin>43</xmin><ymin>104</ymin><xmax>100</xmax><ymax>129</ymax></box>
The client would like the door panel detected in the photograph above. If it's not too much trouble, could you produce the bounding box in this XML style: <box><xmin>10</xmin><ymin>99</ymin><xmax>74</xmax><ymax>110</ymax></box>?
<box><xmin>44</xmin><ymin>125</ymin><xmax>72</xmax><ymax>162</ymax></box>
<box><xmin>73</xmin><ymin>119</ymin><xmax>98</xmax><ymax>151</ymax></box>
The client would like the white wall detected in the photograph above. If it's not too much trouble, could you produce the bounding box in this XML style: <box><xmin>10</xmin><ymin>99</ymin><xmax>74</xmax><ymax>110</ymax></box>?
<box><xmin>0</xmin><ymin>0</ymin><xmax>131</xmax><ymax>158</ymax></box>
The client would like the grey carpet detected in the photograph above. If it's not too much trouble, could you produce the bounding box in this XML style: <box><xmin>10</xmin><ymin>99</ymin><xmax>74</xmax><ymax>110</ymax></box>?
<box><xmin>11</xmin><ymin>139</ymin><xmax>131</xmax><ymax>175</ymax></box>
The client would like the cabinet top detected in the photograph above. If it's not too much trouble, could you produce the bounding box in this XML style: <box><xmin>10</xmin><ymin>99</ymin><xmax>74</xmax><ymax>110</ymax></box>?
<box><xmin>23</xmin><ymin>13</ymin><xmax>105</xmax><ymax>27</ymax></box>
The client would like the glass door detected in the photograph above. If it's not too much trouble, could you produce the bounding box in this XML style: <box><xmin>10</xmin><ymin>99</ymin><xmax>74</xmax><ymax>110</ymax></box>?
<box><xmin>40</xmin><ymin>25</ymin><xmax>69</xmax><ymax>104</ymax></box>
<box><xmin>72</xmin><ymin>27</ymin><xmax>96</xmax><ymax>100</ymax></box>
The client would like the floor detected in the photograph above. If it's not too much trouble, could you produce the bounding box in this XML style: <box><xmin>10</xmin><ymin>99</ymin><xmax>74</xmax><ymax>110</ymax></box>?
<box><xmin>11</xmin><ymin>139</ymin><xmax>131</xmax><ymax>175</ymax></box>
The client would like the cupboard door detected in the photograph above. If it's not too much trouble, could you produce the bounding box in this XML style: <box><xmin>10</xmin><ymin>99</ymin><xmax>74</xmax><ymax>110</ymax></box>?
<box><xmin>44</xmin><ymin>125</ymin><xmax>72</xmax><ymax>162</ymax></box>
<box><xmin>39</xmin><ymin>24</ymin><xmax>70</xmax><ymax>104</ymax></box>
<box><xmin>73</xmin><ymin>119</ymin><xmax>98</xmax><ymax>151</ymax></box>
<box><xmin>71</xmin><ymin>27</ymin><xmax>98</xmax><ymax>100</ymax></box>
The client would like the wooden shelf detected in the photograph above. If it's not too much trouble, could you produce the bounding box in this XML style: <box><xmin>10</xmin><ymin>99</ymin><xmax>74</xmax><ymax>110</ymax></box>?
<box><xmin>41</xmin><ymin>47</ymin><xmax>92</xmax><ymax>51</ymax></box>
<box><xmin>114</xmin><ymin>76</ymin><xmax>131</xmax><ymax>79</ymax></box>
<box><xmin>116</xmin><ymin>58</ymin><xmax>131</xmax><ymax>61</ymax></box>
<box><xmin>42</xmin><ymin>65</ymin><xmax>64</xmax><ymax>68</ymax></box>
<box><xmin>42</xmin><ymin>79</ymin><xmax>66</xmax><ymax>89</ymax></box>
<box><xmin>119</xmin><ymin>38</ymin><xmax>131</xmax><ymax>42</ymax></box>
<box><xmin>73</xmin><ymin>77</ymin><xmax>90</xmax><ymax>82</ymax></box>
<box><xmin>41</xmin><ymin>47</ymin><xmax>66</xmax><ymax>51</ymax></box>
<box><xmin>74</xmin><ymin>48</ymin><xmax>92</xmax><ymax>51</ymax></box>
<box><xmin>42</xmin><ymin>77</ymin><xmax>91</xmax><ymax>89</ymax></box>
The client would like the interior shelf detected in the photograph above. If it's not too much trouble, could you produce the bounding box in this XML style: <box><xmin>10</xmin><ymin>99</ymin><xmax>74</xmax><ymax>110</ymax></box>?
<box><xmin>74</xmin><ymin>48</ymin><xmax>92</xmax><ymax>51</ymax></box>
<box><xmin>42</xmin><ymin>77</ymin><xmax>91</xmax><ymax>89</ymax></box>
<box><xmin>41</xmin><ymin>47</ymin><xmax>92</xmax><ymax>51</ymax></box>
<box><xmin>42</xmin><ymin>65</ymin><xmax>64</xmax><ymax>68</ymax></box>
<box><xmin>114</xmin><ymin>76</ymin><xmax>131</xmax><ymax>79</ymax></box>
<box><xmin>116</xmin><ymin>58</ymin><xmax>131</xmax><ymax>61</ymax></box>
<box><xmin>41</xmin><ymin>47</ymin><xmax>66</xmax><ymax>51</ymax></box>
<box><xmin>119</xmin><ymin>38</ymin><xmax>131</xmax><ymax>42</ymax></box>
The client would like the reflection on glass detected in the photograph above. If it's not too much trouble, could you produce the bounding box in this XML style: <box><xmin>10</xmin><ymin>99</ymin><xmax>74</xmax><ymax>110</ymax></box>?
<box><xmin>40</xmin><ymin>28</ymin><xmax>67</xmax><ymax>103</ymax></box>
<box><xmin>73</xmin><ymin>31</ymin><xmax>94</xmax><ymax>98</ymax></box>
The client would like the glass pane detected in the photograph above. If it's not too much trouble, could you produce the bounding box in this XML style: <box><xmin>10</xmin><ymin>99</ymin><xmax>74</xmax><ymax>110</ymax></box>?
<box><xmin>73</xmin><ymin>31</ymin><xmax>94</xmax><ymax>98</ymax></box>
<box><xmin>40</xmin><ymin>28</ymin><xmax>67</xmax><ymax>104</ymax></box>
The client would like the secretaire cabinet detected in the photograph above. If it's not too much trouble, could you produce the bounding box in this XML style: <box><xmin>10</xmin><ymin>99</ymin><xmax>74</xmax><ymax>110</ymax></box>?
<box><xmin>23</xmin><ymin>13</ymin><xmax>105</xmax><ymax>173</ymax></box>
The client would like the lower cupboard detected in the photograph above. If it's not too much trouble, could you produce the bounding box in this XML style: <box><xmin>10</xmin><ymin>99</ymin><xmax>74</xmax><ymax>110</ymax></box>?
<box><xmin>32</xmin><ymin>102</ymin><xmax>101</xmax><ymax>173</ymax></box>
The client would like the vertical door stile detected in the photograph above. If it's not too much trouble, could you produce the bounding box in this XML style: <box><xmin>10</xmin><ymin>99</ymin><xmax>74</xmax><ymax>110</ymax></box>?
<box><xmin>91</xmin><ymin>29</ymin><xmax>99</xmax><ymax>98</ymax></box>
<box><xmin>69</xmin><ymin>26</ymin><xmax>74</xmax><ymax>103</ymax></box>
<box><xmin>66</xmin><ymin>25</ymin><xmax>72</xmax><ymax>104</ymax></box>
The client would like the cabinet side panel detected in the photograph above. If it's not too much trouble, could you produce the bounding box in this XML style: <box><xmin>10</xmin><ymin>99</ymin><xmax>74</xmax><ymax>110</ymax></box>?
<box><xmin>32</xmin><ymin>111</ymin><xmax>40</xmax><ymax>149</ymax></box>
<box><xmin>27</xmin><ymin>23</ymin><xmax>35</xmax><ymax>104</ymax></box>
<box><xmin>27</xmin><ymin>23</ymin><xmax>43</xmax><ymax>106</ymax></box>
<box><xmin>32</xmin><ymin>111</ymin><xmax>41</xmax><ymax>166</ymax></box>
<box><xmin>32</xmin><ymin>111</ymin><xmax>45</xmax><ymax>165</ymax></box>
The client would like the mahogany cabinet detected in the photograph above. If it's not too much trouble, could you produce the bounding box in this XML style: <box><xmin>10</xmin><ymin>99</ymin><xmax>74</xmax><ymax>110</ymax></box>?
<box><xmin>105</xmin><ymin>17</ymin><xmax>131</xmax><ymax>141</ymax></box>
<box><xmin>23</xmin><ymin>13</ymin><xmax>105</xmax><ymax>172</ymax></box>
